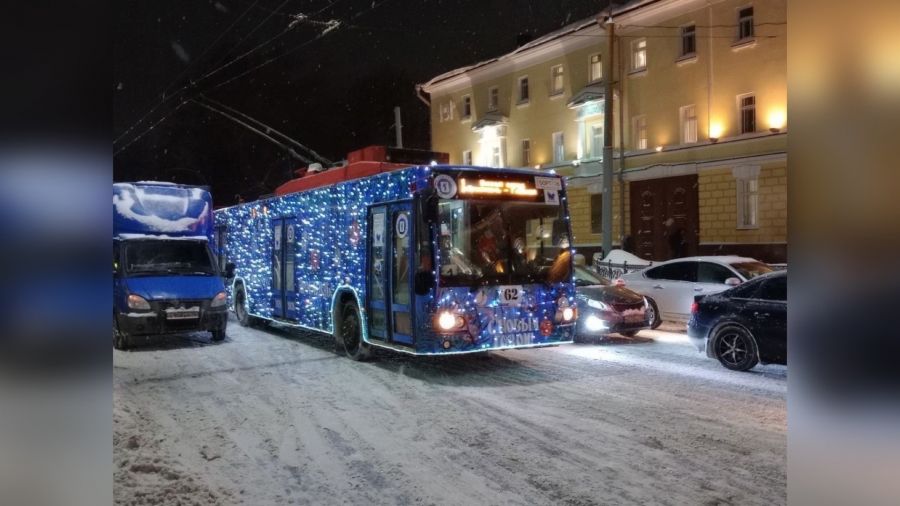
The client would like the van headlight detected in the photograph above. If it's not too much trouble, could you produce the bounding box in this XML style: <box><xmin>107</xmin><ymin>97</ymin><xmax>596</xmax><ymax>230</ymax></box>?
<box><xmin>127</xmin><ymin>294</ymin><xmax>151</xmax><ymax>311</ymax></box>
<box><xmin>211</xmin><ymin>291</ymin><xmax>227</xmax><ymax>308</ymax></box>
<box><xmin>587</xmin><ymin>299</ymin><xmax>610</xmax><ymax>311</ymax></box>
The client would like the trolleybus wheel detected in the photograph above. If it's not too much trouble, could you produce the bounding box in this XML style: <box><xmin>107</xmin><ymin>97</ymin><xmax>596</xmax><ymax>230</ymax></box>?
<box><xmin>338</xmin><ymin>302</ymin><xmax>371</xmax><ymax>361</ymax></box>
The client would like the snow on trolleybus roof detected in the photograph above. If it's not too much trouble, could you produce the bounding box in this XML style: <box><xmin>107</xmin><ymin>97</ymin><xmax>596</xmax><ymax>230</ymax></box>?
<box><xmin>113</xmin><ymin>182</ymin><xmax>213</xmax><ymax>240</ymax></box>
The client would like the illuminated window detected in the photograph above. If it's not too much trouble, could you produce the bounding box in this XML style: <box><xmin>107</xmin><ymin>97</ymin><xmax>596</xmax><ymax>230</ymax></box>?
<box><xmin>491</xmin><ymin>146</ymin><xmax>501</xmax><ymax>167</ymax></box>
<box><xmin>680</xmin><ymin>104</ymin><xmax>698</xmax><ymax>143</ymax></box>
<box><xmin>590</xmin><ymin>124</ymin><xmax>603</xmax><ymax>158</ymax></box>
<box><xmin>550</xmin><ymin>65</ymin><xmax>564</xmax><ymax>96</ymax></box>
<box><xmin>488</xmin><ymin>86</ymin><xmax>499</xmax><ymax>111</ymax></box>
<box><xmin>552</xmin><ymin>132</ymin><xmax>565</xmax><ymax>162</ymax></box>
<box><xmin>632</xmin><ymin>39</ymin><xmax>647</xmax><ymax>71</ymax></box>
<box><xmin>521</xmin><ymin>139</ymin><xmax>531</xmax><ymax>166</ymax></box>
<box><xmin>632</xmin><ymin>115</ymin><xmax>647</xmax><ymax>150</ymax></box>
<box><xmin>681</xmin><ymin>24</ymin><xmax>696</xmax><ymax>56</ymax></box>
<box><xmin>518</xmin><ymin>76</ymin><xmax>529</xmax><ymax>103</ymax></box>
<box><xmin>461</xmin><ymin>95</ymin><xmax>471</xmax><ymax>120</ymax></box>
<box><xmin>462</xmin><ymin>150</ymin><xmax>472</xmax><ymax>165</ymax></box>
<box><xmin>739</xmin><ymin>94</ymin><xmax>756</xmax><ymax>134</ymax></box>
<box><xmin>737</xmin><ymin>178</ymin><xmax>759</xmax><ymax>228</ymax></box>
<box><xmin>589</xmin><ymin>54</ymin><xmax>602</xmax><ymax>82</ymax></box>
<box><xmin>738</xmin><ymin>7</ymin><xmax>754</xmax><ymax>41</ymax></box>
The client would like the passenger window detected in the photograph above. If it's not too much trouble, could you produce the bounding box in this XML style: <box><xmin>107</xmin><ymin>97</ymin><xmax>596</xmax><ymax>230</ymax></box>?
<box><xmin>757</xmin><ymin>276</ymin><xmax>787</xmax><ymax>301</ymax></box>
<box><xmin>697</xmin><ymin>262</ymin><xmax>736</xmax><ymax>284</ymax></box>
<box><xmin>644</xmin><ymin>261</ymin><xmax>696</xmax><ymax>282</ymax></box>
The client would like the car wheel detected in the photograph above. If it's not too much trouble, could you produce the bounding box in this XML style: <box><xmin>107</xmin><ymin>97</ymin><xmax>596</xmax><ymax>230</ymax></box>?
<box><xmin>712</xmin><ymin>325</ymin><xmax>759</xmax><ymax>371</ymax></box>
<box><xmin>336</xmin><ymin>302</ymin><xmax>371</xmax><ymax>361</ymax></box>
<box><xmin>645</xmin><ymin>297</ymin><xmax>662</xmax><ymax>329</ymax></box>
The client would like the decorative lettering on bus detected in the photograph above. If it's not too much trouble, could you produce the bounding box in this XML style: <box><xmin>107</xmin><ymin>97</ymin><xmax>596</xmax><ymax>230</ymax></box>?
<box><xmin>458</xmin><ymin>178</ymin><xmax>539</xmax><ymax>198</ymax></box>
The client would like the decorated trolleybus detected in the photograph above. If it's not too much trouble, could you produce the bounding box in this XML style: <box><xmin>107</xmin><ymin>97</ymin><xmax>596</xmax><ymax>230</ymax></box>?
<box><xmin>214</xmin><ymin>146</ymin><xmax>577</xmax><ymax>359</ymax></box>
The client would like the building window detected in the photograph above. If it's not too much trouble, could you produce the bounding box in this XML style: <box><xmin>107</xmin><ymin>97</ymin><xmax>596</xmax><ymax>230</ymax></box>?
<box><xmin>461</xmin><ymin>95</ymin><xmax>471</xmax><ymax>119</ymax></box>
<box><xmin>491</xmin><ymin>145</ymin><xmax>501</xmax><ymax>168</ymax></box>
<box><xmin>681</xmin><ymin>25</ymin><xmax>696</xmax><ymax>56</ymax></box>
<box><xmin>518</xmin><ymin>76</ymin><xmax>529</xmax><ymax>103</ymax></box>
<box><xmin>488</xmin><ymin>86</ymin><xmax>499</xmax><ymax>111</ymax></box>
<box><xmin>462</xmin><ymin>150</ymin><xmax>472</xmax><ymax>165</ymax></box>
<box><xmin>680</xmin><ymin>104</ymin><xmax>698</xmax><ymax>143</ymax></box>
<box><xmin>737</xmin><ymin>178</ymin><xmax>759</xmax><ymax>228</ymax></box>
<box><xmin>439</xmin><ymin>100</ymin><xmax>453</xmax><ymax>122</ymax></box>
<box><xmin>552</xmin><ymin>131</ymin><xmax>565</xmax><ymax>162</ymax></box>
<box><xmin>521</xmin><ymin>139</ymin><xmax>531</xmax><ymax>166</ymax></box>
<box><xmin>550</xmin><ymin>65</ymin><xmax>564</xmax><ymax>96</ymax></box>
<box><xmin>632</xmin><ymin>39</ymin><xmax>647</xmax><ymax>71</ymax></box>
<box><xmin>589</xmin><ymin>54</ymin><xmax>602</xmax><ymax>82</ymax></box>
<box><xmin>590</xmin><ymin>193</ymin><xmax>602</xmax><ymax>234</ymax></box>
<box><xmin>632</xmin><ymin>115</ymin><xmax>647</xmax><ymax>150</ymax></box>
<box><xmin>739</xmin><ymin>94</ymin><xmax>756</xmax><ymax>134</ymax></box>
<box><xmin>738</xmin><ymin>6</ymin><xmax>754</xmax><ymax>41</ymax></box>
<box><xmin>590</xmin><ymin>124</ymin><xmax>603</xmax><ymax>158</ymax></box>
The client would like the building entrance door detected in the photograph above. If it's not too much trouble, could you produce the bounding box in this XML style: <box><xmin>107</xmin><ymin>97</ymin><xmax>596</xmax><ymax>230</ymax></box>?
<box><xmin>630</xmin><ymin>175</ymin><xmax>699</xmax><ymax>261</ymax></box>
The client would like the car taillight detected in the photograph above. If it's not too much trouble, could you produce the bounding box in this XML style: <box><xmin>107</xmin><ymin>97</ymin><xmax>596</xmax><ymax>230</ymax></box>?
<box><xmin>690</xmin><ymin>302</ymin><xmax>699</xmax><ymax>314</ymax></box>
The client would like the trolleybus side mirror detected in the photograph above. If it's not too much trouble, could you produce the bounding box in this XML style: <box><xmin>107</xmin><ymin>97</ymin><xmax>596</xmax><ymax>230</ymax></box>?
<box><xmin>414</xmin><ymin>271</ymin><xmax>435</xmax><ymax>295</ymax></box>
<box><xmin>224</xmin><ymin>262</ymin><xmax>236</xmax><ymax>279</ymax></box>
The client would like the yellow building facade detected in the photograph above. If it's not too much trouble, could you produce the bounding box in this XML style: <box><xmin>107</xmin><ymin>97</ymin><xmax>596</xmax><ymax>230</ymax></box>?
<box><xmin>418</xmin><ymin>0</ymin><xmax>787</xmax><ymax>263</ymax></box>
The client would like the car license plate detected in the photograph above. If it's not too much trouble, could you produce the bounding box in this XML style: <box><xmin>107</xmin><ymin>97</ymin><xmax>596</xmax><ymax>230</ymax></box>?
<box><xmin>166</xmin><ymin>307</ymin><xmax>200</xmax><ymax>320</ymax></box>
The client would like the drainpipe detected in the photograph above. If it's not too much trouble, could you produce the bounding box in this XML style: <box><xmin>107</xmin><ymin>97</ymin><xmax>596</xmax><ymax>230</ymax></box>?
<box><xmin>600</xmin><ymin>11</ymin><xmax>615</xmax><ymax>258</ymax></box>
<box><xmin>617</xmin><ymin>26</ymin><xmax>627</xmax><ymax>249</ymax></box>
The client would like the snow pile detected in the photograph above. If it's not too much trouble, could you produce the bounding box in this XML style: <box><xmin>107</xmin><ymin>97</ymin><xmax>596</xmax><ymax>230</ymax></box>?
<box><xmin>114</xmin><ymin>183</ymin><xmax>210</xmax><ymax>234</ymax></box>
<box><xmin>597</xmin><ymin>249</ymin><xmax>653</xmax><ymax>266</ymax></box>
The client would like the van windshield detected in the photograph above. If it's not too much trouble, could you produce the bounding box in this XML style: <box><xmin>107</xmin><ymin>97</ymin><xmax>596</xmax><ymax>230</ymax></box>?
<box><xmin>124</xmin><ymin>240</ymin><xmax>216</xmax><ymax>276</ymax></box>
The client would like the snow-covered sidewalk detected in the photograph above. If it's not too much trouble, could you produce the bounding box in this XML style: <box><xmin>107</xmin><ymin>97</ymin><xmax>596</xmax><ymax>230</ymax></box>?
<box><xmin>114</xmin><ymin>317</ymin><xmax>786</xmax><ymax>505</ymax></box>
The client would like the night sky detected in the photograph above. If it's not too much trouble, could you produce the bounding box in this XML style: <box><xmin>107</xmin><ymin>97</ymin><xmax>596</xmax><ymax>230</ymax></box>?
<box><xmin>114</xmin><ymin>0</ymin><xmax>610</xmax><ymax>205</ymax></box>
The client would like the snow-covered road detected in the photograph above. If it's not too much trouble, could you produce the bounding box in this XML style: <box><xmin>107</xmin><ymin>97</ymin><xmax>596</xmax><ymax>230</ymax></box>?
<box><xmin>114</xmin><ymin>318</ymin><xmax>786</xmax><ymax>505</ymax></box>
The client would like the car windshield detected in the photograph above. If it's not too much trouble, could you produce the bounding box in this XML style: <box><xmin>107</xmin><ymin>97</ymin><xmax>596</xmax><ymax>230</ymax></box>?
<box><xmin>730</xmin><ymin>261</ymin><xmax>773</xmax><ymax>280</ymax></box>
<box><xmin>573</xmin><ymin>265</ymin><xmax>610</xmax><ymax>287</ymax></box>
<box><xmin>438</xmin><ymin>199</ymin><xmax>570</xmax><ymax>286</ymax></box>
<box><xmin>125</xmin><ymin>240</ymin><xmax>216</xmax><ymax>276</ymax></box>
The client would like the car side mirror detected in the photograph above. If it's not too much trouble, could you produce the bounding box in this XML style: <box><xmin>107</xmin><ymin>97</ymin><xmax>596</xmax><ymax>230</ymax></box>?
<box><xmin>725</xmin><ymin>277</ymin><xmax>741</xmax><ymax>287</ymax></box>
<box><xmin>414</xmin><ymin>271</ymin><xmax>435</xmax><ymax>295</ymax></box>
<box><xmin>224</xmin><ymin>262</ymin><xmax>236</xmax><ymax>279</ymax></box>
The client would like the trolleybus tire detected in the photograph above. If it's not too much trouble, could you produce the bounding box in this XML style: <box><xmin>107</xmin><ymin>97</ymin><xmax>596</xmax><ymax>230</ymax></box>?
<box><xmin>337</xmin><ymin>301</ymin><xmax>371</xmax><ymax>361</ymax></box>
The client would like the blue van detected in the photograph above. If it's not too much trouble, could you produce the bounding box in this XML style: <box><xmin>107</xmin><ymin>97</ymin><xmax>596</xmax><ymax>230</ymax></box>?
<box><xmin>113</xmin><ymin>182</ymin><xmax>228</xmax><ymax>349</ymax></box>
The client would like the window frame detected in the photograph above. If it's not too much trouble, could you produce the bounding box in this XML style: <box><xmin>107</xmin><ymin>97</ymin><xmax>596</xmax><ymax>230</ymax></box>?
<box><xmin>680</xmin><ymin>24</ymin><xmax>697</xmax><ymax>57</ymax></box>
<box><xmin>550</xmin><ymin>64</ymin><xmax>565</xmax><ymax>96</ymax></box>
<box><xmin>552</xmin><ymin>131</ymin><xmax>565</xmax><ymax>162</ymax></box>
<box><xmin>737</xmin><ymin>6</ymin><xmax>755</xmax><ymax>42</ymax></box>
<box><xmin>488</xmin><ymin>86</ymin><xmax>499</xmax><ymax>112</ymax></box>
<box><xmin>521</xmin><ymin>139</ymin><xmax>531</xmax><ymax>166</ymax></box>
<box><xmin>461</xmin><ymin>94</ymin><xmax>472</xmax><ymax>120</ymax></box>
<box><xmin>680</xmin><ymin>104</ymin><xmax>698</xmax><ymax>144</ymax></box>
<box><xmin>517</xmin><ymin>76</ymin><xmax>530</xmax><ymax>104</ymax></box>
<box><xmin>738</xmin><ymin>93</ymin><xmax>756</xmax><ymax>134</ymax></box>
<box><xmin>462</xmin><ymin>150</ymin><xmax>472</xmax><ymax>166</ymax></box>
<box><xmin>589</xmin><ymin>53</ymin><xmax>603</xmax><ymax>83</ymax></box>
<box><xmin>631</xmin><ymin>38</ymin><xmax>647</xmax><ymax>72</ymax></box>
<box><xmin>632</xmin><ymin>115</ymin><xmax>648</xmax><ymax>150</ymax></box>
<box><xmin>736</xmin><ymin>177</ymin><xmax>760</xmax><ymax>229</ymax></box>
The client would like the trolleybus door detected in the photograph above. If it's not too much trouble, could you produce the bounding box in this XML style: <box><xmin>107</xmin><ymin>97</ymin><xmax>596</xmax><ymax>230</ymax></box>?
<box><xmin>367</xmin><ymin>202</ymin><xmax>414</xmax><ymax>345</ymax></box>
<box><xmin>271</xmin><ymin>217</ymin><xmax>298</xmax><ymax>320</ymax></box>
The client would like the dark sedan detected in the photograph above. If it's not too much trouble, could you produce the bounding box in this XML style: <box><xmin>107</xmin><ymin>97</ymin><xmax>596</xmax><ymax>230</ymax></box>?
<box><xmin>573</xmin><ymin>265</ymin><xmax>659</xmax><ymax>340</ymax></box>
<box><xmin>687</xmin><ymin>270</ymin><xmax>787</xmax><ymax>371</ymax></box>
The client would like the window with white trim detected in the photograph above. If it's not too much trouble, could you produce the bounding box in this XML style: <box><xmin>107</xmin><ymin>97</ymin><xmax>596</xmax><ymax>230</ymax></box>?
<box><xmin>737</xmin><ymin>178</ymin><xmax>759</xmax><ymax>228</ymax></box>
<box><xmin>488</xmin><ymin>86</ymin><xmax>499</xmax><ymax>111</ymax></box>
<box><xmin>589</xmin><ymin>54</ymin><xmax>602</xmax><ymax>82</ymax></box>
<box><xmin>439</xmin><ymin>100</ymin><xmax>454</xmax><ymax>122</ymax></box>
<box><xmin>739</xmin><ymin>94</ymin><xmax>756</xmax><ymax>134</ymax></box>
<box><xmin>681</xmin><ymin>24</ymin><xmax>696</xmax><ymax>57</ymax></box>
<box><xmin>550</xmin><ymin>65</ymin><xmax>564</xmax><ymax>96</ymax></box>
<box><xmin>517</xmin><ymin>76</ymin><xmax>529</xmax><ymax>103</ymax></box>
<box><xmin>462</xmin><ymin>150</ymin><xmax>472</xmax><ymax>165</ymax></box>
<box><xmin>680</xmin><ymin>104</ymin><xmax>698</xmax><ymax>143</ymax></box>
<box><xmin>590</xmin><ymin>124</ymin><xmax>603</xmax><ymax>158</ymax></box>
<box><xmin>490</xmin><ymin>145</ymin><xmax>501</xmax><ymax>168</ymax></box>
<box><xmin>632</xmin><ymin>39</ymin><xmax>647</xmax><ymax>71</ymax></box>
<box><xmin>738</xmin><ymin>6</ymin><xmax>754</xmax><ymax>41</ymax></box>
<box><xmin>632</xmin><ymin>115</ymin><xmax>647</xmax><ymax>150</ymax></box>
<box><xmin>552</xmin><ymin>131</ymin><xmax>565</xmax><ymax>162</ymax></box>
<box><xmin>521</xmin><ymin>139</ymin><xmax>531</xmax><ymax>166</ymax></box>
<box><xmin>461</xmin><ymin>95</ymin><xmax>471</xmax><ymax>119</ymax></box>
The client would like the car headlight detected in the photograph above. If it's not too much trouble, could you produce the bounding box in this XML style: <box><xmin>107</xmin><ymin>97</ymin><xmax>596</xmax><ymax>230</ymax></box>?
<box><xmin>435</xmin><ymin>310</ymin><xmax>465</xmax><ymax>332</ymax></box>
<box><xmin>587</xmin><ymin>299</ymin><xmax>610</xmax><ymax>311</ymax></box>
<box><xmin>211</xmin><ymin>291</ymin><xmax>227</xmax><ymax>308</ymax></box>
<box><xmin>127</xmin><ymin>294</ymin><xmax>151</xmax><ymax>311</ymax></box>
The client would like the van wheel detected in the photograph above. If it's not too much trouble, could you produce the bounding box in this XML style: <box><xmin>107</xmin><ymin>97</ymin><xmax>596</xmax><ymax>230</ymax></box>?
<box><xmin>211</xmin><ymin>328</ymin><xmax>226</xmax><ymax>342</ymax></box>
<box><xmin>713</xmin><ymin>325</ymin><xmax>759</xmax><ymax>371</ymax></box>
<box><xmin>234</xmin><ymin>285</ymin><xmax>251</xmax><ymax>327</ymax></box>
<box><xmin>113</xmin><ymin>316</ymin><xmax>129</xmax><ymax>351</ymax></box>
<box><xmin>336</xmin><ymin>302</ymin><xmax>371</xmax><ymax>361</ymax></box>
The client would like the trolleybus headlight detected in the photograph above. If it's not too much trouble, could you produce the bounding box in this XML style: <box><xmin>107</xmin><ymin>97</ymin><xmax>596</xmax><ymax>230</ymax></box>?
<box><xmin>435</xmin><ymin>311</ymin><xmax>464</xmax><ymax>332</ymax></box>
<box><xmin>127</xmin><ymin>294</ymin><xmax>151</xmax><ymax>311</ymax></box>
<box><xmin>211</xmin><ymin>291</ymin><xmax>227</xmax><ymax>308</ymax></box>
<box><xmin>562</xmin><ymin>307</ymin><xmax>575</xmax><ymax>322</ymax></box>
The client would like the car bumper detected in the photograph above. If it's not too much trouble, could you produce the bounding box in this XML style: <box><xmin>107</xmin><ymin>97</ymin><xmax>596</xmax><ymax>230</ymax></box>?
<box><xmin>117</xmin><ymin>306</ymin><xmax>227</xmax><ymax>336</ymax></box>
<box><xmin>578</xmin><ymin>310</ymin><xmax>651</xmax><ymax>336</ymax></box>
<box><xmin>686</xmin><ymin>321</ymin><xmax>709</xmax><ymax>353</ymax></box>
